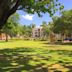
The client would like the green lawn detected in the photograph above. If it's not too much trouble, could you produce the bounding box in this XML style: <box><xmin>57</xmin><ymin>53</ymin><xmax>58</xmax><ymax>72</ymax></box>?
<box><xmin>0</xmin><ymin>40</ymin><xmax>72</xmax><ymax>72</ymax></box>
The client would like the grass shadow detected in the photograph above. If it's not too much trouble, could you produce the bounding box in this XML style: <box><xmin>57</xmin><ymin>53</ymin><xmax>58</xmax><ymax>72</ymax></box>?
<box><xmin>42</xmin><ymin>41</ymin><xmax>72</xmax><ymax>46</ymax></box>
<box><xmin>0</xmin><ymin>47</ymin><xmax>49</xmax><ymax>72</ymax></box>
<box><xmin>0</xmin><ymin>47</ymin><xmax>72</xmax><ymax>72</ymax></box>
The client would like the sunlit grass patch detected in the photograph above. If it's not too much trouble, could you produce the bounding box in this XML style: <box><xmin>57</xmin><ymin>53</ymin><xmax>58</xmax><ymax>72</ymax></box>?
<box><xmin>0</xmin><ymin>40</ymin><xmax>72</xmax><ymax>72</ymax></box>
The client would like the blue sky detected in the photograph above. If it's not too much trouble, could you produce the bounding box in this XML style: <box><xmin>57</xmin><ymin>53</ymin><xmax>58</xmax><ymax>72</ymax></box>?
<box><xmin>17</xmin><ymin>0</ymin><xmax>72</xmax><ymax>26</ymax></box>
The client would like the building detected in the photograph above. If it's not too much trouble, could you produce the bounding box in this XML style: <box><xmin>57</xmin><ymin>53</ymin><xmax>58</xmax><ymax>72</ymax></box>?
<box><xmin>0</xmin><ymin>33</ymin><xmax>11</xmax><ymax>40</ymax></box>
<box><xmin>32</xmin><ymin>26</ymin><xmax>44</xmax><ymax>39</ymax></box>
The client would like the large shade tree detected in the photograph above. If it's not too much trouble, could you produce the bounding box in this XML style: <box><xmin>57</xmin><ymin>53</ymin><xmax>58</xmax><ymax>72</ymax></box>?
<box><xmin>0</xmin><ymin>0</ymin><xmax>63</xmax><ymax>29</ymax></box>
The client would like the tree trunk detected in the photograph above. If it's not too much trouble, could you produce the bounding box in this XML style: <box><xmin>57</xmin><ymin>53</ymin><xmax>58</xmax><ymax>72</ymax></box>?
<box><xmin>5</xmin><ymin>33</ymin><xmax>8</xmax><ymax>42</ymax></box>
<box><xmin>0</xmin><ymin>17</ymin><xmax>8</xmax><ymax>29</ymax></box>
<box><xmin>0</xmin><ymin>0</ymin><xmax>20</xmax><ymax>29</ymax></box>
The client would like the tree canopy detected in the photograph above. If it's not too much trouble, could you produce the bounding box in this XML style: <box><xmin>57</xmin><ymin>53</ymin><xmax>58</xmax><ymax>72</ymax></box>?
<box><xmin>0</xmin><ymin>0</ymin><xmax>63</xmax><ymax>29</ymax></box>
<box><xmin>52</xmin><ymin>10</ymin><xmax>72</xmax><ymax>37</ymax></box>
<box><xmin>2</xmin><ymin>13</ymin><xmax>20</xmax><ymax>41</ymax></box>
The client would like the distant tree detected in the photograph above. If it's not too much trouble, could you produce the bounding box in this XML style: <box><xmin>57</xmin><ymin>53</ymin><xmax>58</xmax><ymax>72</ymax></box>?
<box><xmin>52</xmin><ymin>17</ymin><xmax>65</xmax><ymax>34</ymax></box>
<box><xmin>52</xmin><ymin>10</ymin><xmax>72</xmax><ymax>37</ymax></box>
<box><xmin>26</xmin><ymin>25</ymin><xmax>32</xmax><ymax>37</ymax></box>
<box><xmin>31</xmin><ymin>23</ymin><xmax>36</xmax><ymax>29</ymax></box>
<box><xmin>2</xmin><ymin>13</ymin><xmax>20</xmax><ymax>42</ymax></box>
<box><xmin>41</xmin><ymin>21</ymin><xmax>49</xmax><ymax>40</ymax></box>
<box><xmin>61</xmin><ymin>10</ymin><xmax>72</xmax><ymax>37</ymax></box>
<box><xmin>49</xmin><ymin>10</ymin><xmax>72</xmax><ymax>42</ymax></box>
<box><xmin>22</xmin><ymin>24</ymin><xmax>35</xmax><ymax>39</ymax></box>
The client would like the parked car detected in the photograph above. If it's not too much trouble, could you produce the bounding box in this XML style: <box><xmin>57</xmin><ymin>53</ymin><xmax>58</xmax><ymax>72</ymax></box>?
<box><xmin>64</xmin><ymin>38</ymin><xmax>72</xmax><ymax>42</ymax></box>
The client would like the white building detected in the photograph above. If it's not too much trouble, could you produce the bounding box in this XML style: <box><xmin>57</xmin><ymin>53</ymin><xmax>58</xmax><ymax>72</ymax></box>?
<box><xmin>32</xmin><ymin>26</ymin><xmax>44</xmax><ymax>39</ymax></box>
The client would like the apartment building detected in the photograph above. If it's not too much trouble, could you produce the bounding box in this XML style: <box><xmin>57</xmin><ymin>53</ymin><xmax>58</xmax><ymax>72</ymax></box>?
<box><xmin>32</xmin><ymin>26</ymin><xmax>44</xmax><ymax>39</ymax></box>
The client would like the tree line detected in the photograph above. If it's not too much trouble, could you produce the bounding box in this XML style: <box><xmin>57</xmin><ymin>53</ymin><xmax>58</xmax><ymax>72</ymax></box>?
<box><xmin>1</xmin><ymin>9</ymin><xmax>72</xmax><ymax>42</ymax></box>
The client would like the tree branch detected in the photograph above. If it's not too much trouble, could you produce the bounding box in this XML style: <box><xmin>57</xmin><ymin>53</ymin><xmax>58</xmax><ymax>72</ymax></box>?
<box><xmin>0</xmin><ymin>0</ymin><xmax>21</xmax><ymax>29</ymax></box>
<box><xmin>8</xmin><ymin>0</ymin><xmax>21</xmax><ymax>17</ymax></box>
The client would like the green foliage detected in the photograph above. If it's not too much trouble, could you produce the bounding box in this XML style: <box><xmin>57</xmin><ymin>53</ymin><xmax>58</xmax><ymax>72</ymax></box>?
<box><xmin>51</xmin><ymin>10</ymin><xmax>72</xmax><ymax>36</ymax></box>
<box><xmin>20</xmin><ymin>0</ymin><xmax>62</xmax><ymax>16</ymax></box>
<box><xmin>22</xmin><ymin>24</ymin><xmax>35</xmax><ymax>37</ymax></box>
<box><xmin>52</xmin><ymin>17</ymin><xmax>65</xmax><ymax>34</ymax></box>
<box><xmin>0</xmin><ymin>0</ymin><xmax>64</xmax><ymax>29</ymax></box>
<box><xmin>41</xmin><ymin>21</ymin><xmax>54</xmax><ymax>39</ymax></box>
<box><xmin>41</xmin><ymin>21</ymin><xmax>50</xmax><ymax>35</ymax></box>
<box><xmin>8</xmin><ymin>13</ymin><xmax>20</xmax><ymax>24</ymax></box>
<box><xmin>2</xmin><ymin>13</ymin><xmax>20</xmax><ymax>37</ymax></box>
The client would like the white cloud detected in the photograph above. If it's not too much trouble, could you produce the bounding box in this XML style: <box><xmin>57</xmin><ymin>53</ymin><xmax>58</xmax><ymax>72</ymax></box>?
<box><xmin>22</xmin><ymin>14</ymin><xmax>34</xmax><ymax>21</ymax></box>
